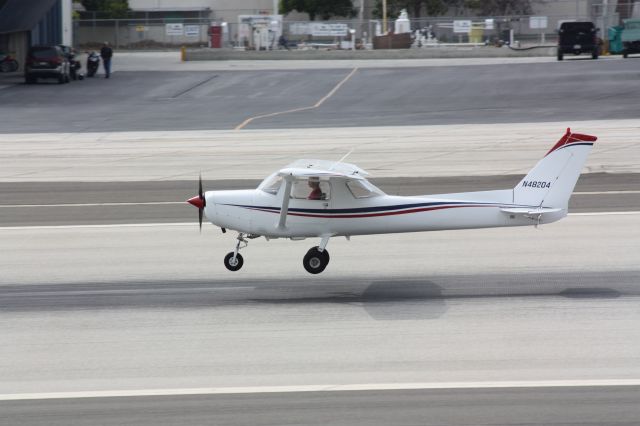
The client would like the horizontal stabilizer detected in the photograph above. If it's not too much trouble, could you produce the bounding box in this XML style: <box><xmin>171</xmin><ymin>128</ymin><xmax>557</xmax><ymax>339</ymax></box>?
<box><xmin>501</xmin><ymin>207</ymin><xmax>562</xmax><ymax>217</ymax></box>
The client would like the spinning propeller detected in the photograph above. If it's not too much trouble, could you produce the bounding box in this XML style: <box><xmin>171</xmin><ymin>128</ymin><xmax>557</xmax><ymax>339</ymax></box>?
<box><xmin>186</xmin><ymin>174</ymin><xmax>206</xmax><ymax>230</ymax></box>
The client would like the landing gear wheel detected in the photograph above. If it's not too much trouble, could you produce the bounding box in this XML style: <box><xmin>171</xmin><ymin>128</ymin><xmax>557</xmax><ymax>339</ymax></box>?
<box><xmin>224</xmin><ymin>252</ymin><xmax>244</xmax><ymax>271</ymax></box>
<box><xmin>303</xmin><ymin>247</ymin><xmax>329</xmax><ymax>274</ymax></box>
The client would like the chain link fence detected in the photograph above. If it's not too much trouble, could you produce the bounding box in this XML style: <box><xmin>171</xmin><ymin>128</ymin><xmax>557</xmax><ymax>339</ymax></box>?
<box><xmin>73</xmin><ymin>5</ymin><xmax>631</xmax><ymax>50</ymax></box>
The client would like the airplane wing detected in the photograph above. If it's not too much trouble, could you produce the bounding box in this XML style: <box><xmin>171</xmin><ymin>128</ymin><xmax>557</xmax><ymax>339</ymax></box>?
<box><xmin>277</xmin><ymin>167</ymin><xmax>366</xmax><ymax>180</ymax></box>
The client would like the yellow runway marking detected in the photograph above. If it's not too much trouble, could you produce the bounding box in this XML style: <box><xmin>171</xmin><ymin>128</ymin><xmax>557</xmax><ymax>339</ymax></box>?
<box><xmin>234</xmin><ymin>67</ymin><xmax>359</xmax><ymax>130</ymax></box>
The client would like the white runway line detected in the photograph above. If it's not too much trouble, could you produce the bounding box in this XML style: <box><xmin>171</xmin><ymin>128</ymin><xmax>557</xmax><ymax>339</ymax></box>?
<box><xmin>234</xmin><ymin>67</ymin><xmax>358</xmax><ymax>130</ymax></box>
<box><xmin>2</xmin><ymin>379</ymin><xmax>640</xmax><ymax>401</ymax></box>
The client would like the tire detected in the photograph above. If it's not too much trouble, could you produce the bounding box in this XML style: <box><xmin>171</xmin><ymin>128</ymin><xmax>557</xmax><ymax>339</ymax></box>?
<box><xmin>224</xmin><ymin>252</ymin><xmax>243</xmax><ymax>271</ymax></box>
<box><xmin>592</xmin><ymin>50</ymin><xmax>598</xmax><ymax>60</ymax></box>
<box><xmin>0</xmin><ymin>62</ymin><xmax>10</xmax><ymax>72</ymax></box>
<box><xmin>58</xmin><ymin>73</ymin><xmax>65</xmax><ymax>84</ymax></box>
<box><xmin>307</xmin><ymin>246</ymin><xmax>330</xmax><ymax>263</ymax></box>
<box><xmin>9</xmin><ymin>59</ymin><xmax>18</xmax><ymax>72</ymax></box>
<box><xmin>557</xmin><ymin>50</ymin><xmax>563</xmax><ymax>61</ymax></box>
<box><xmin>25</xmin><ymin>75</ymin><xmax>36</xmax><ymax>84</ymax></box>
<box><xmin>623</xmin><ymin>50</ymin><xmax>628</xmax><ymax>58</ymax></box>
<box><xmin>303</xmin><ymin>247</ymin><xmax>329</xmax><ymax>274</ymax></box>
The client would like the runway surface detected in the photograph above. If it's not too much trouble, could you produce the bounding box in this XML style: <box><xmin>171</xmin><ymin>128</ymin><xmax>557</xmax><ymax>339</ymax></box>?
<box><xmin>2</xmin><ymin>56</ymin><xmax>639</xmax><ymax>424</ymax></box>
<box><xmin>1</xmin><ymin>58</ymin><xmax>640</xmax><ymax>132</ymax></box>
<box><xmin>1</xmin><ymin>212</ymin><xmax>639</xmax><ymax>423</ymax></box>
<box><xmin>0</xmin><ymin>173</ymin><xmax>638</xmax><ymax>226</ymax></box>
<box><xmin>3</xmin><ymin>386</ymin><xmax>640</xmax><ymax>426</ymax></box>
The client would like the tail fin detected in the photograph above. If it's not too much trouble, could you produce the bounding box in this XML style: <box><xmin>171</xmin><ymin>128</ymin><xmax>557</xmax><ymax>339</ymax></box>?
<box><xmin>514</xmin><ymin>128</ymin><xmax>597</xmax><ymax>209</ymax></box>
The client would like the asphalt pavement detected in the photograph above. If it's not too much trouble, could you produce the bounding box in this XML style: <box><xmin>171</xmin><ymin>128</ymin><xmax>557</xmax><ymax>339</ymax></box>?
<box><xmin>1</xmin><ymin>58</ymin><xmax>640</xmax><ymax>132</ymax></box>
<box><xmin>2</xmin><ymin>386</ymin><xmax>640</xmax><ymax>426</ymax></box>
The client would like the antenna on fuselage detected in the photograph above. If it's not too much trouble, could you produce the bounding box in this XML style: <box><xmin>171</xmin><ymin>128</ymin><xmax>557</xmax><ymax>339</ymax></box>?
<box><xmin>329</xmin><ymin>149</ymin><xmax>354</xmax><ymax>171</ymax></box>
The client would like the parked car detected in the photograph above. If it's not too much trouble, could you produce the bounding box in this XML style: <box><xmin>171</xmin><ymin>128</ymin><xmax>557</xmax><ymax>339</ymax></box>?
<box><xmin>620</xmin><ymin>19</ymin><xmax>640</xmax><ymax>58</ymax></box>
<box><xmin>24</xmin><ymin>45</ymin><xmax>70</xmax><ymax>84</ymax></box>
<box><xmin>557</xmin><ymin>21</ymin><xmax>599</xmax><ymax>60</ymax></box>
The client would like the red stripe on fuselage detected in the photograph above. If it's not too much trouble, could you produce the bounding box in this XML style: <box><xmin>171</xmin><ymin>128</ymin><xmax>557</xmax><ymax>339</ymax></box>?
<box><xmin>246</xmin><ymin>204</ymin><xmax>494</xmax><ymax>219</ymax></box>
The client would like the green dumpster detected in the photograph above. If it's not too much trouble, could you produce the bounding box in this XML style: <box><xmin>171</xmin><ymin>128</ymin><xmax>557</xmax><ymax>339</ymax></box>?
<box><xmin>608</xmin><ymin>25</ymin><xmax>624</xmax><ymax>53</ymax></box>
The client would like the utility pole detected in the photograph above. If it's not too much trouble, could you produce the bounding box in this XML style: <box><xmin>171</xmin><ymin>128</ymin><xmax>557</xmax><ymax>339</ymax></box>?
<box><xmin>383</xmin><ymin>0</ymin><xmax>388</xmax><ymax>34</ymax></box>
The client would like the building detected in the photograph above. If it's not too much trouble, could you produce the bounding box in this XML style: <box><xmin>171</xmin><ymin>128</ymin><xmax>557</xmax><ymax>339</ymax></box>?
<box><xmin>128</xmin><ymin>0</ymin><xmax>278</xmax><ymax>23</ymax></box>
<box><xmin>0</xmin><ymin>0</ymin><xmax>72</xmax><ymax>71</ymax></box>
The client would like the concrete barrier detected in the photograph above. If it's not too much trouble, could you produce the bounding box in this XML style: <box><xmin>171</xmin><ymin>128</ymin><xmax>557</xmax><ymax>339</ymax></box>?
<box><xmin>185</xmin><ymin>46</ymin><xmax>556</xmax><ymax>61</ymax></box>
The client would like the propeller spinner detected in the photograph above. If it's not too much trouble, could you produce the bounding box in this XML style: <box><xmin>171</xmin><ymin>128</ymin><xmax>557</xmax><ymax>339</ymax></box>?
<box><xmin>186</xmin><ymin>175</ymin><xmax>206</xmax><ymax>230</ymax></box>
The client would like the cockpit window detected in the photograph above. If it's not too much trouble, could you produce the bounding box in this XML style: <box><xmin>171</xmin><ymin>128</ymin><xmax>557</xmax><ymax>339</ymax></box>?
<box><xmin>259</xmin><ymin>174</ymin><xmax>283</xmax><ymax>195</ymax></box>
<box><xmin>346</xmin><ymin>180</ymin><xmax>383</xmax><ymax>198</ymax></box>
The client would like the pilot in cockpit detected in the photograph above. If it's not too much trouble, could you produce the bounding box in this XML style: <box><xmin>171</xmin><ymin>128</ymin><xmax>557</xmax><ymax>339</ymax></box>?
<box><xmin>307</xmin><ymin>178</ymin><xmax>323</xmax><ymax>200</ymax></box>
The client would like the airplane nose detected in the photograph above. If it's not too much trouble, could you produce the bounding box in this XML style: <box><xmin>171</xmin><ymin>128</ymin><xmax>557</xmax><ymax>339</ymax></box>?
<box><xmin>187</xmin><ymin>195</ymin><xmax>205</xmax><ymax>210</ymax></box>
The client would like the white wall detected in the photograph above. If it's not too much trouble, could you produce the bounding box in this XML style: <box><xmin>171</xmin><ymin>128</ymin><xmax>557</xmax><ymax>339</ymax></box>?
<box><xmin>62</xmin><ymin>0</ymin><xmax>73</xmax><ymax>45</ymax></box>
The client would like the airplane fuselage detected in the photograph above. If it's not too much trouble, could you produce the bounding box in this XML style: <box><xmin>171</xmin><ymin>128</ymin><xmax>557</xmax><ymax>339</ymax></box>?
<box><xmin>204</xmin><ymin>189</ymin><xmax>566</xmax><ymax>239</ymax></box>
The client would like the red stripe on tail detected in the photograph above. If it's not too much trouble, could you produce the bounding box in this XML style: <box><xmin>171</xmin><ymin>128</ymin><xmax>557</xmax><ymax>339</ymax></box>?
<box><xmin>545</xmin><ymin>128</ymin><xmax>597</xmax><ymax>157</ymax></box>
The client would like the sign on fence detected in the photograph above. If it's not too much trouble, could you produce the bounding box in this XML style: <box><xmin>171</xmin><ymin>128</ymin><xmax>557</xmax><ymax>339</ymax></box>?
<box><xmin>165</xmin><ymin>23</ymin><xmax>183</xmax><ymax>36</ymax></box>
<box><xmin>184</xmin><ymin>25</ymin><xmax>200</xmax><ymax>37</ymax></box>
<box><xmin>485</xmin><ymin>19</ymin><xmax>494</xmax><ymax>30</ymax></box>
<box><xmin>290</xmin><ymin>23</ymin><xmax>348</xmax><ymax>37</ymax></box>
<box><xmin>453</xmin><ymin>20</ymin><xmax>472</xmax><ymax>34</ymax></box>
<box><xmin>529</xmin><ymin>16</ymin><xmax>548</xmax><ymax>29</ymax></box>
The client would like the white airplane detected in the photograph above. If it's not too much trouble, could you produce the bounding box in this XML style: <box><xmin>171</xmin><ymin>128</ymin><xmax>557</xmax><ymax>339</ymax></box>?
<box><xmin>188</xmin><ymin>128</ymin><xmax>596</xmax><ymax>274</ymax></box>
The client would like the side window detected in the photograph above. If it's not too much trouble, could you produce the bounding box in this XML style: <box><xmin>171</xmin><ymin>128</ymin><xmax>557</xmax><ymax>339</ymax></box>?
<box><xmin>291</xmin><ymin>177</ymin><xmax>330</xmax><ymax>200</ymax></box>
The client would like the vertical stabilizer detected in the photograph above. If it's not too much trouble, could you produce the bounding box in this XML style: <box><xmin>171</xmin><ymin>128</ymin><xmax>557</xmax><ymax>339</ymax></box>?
<box><xmin>514</xmin><ymin>128</ymin><xmax>596</xmax><ymax>209</ymax></box>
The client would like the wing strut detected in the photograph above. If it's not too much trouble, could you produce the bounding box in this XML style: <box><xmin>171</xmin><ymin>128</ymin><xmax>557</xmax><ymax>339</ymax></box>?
<box><xmin>277</xmin><ymin>176</ymin><xmax>294</xmax><ymax>229</ymax></box>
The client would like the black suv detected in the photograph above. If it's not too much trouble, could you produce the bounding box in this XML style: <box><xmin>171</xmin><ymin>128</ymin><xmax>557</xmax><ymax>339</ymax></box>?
<box><xmin>24</xmin><ymin>45</ymin><xmax>70</xmax><ymax>84</ymax></box>
<box><xmin>557</xmin><ymin>21</ymin><xmax>599</xmax><ymax>60</ymax></box>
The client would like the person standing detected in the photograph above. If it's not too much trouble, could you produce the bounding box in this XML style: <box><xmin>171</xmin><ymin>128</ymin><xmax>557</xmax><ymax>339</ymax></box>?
<box><xmin>100</xmin><ymin>42</ymin><xmax>113</xmax><ymax>78</ymax></box>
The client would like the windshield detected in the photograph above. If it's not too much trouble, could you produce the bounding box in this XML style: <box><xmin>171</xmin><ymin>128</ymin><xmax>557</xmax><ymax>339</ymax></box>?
<box><xmin>560</xmin><ymin>23</ymin><xmax>594</xmax><ymax>32</ymax></box>
<box><xmin>346</xmin><ymin>179</ymin><xmax>384</xmax><ymax>198</ymax></box>
<box><xmin>258</xmin><ymin>174</ymin><xmax>282</xmax><ymax>195</ymax></box>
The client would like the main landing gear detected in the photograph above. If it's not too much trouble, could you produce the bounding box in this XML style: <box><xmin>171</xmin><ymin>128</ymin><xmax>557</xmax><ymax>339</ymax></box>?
<box><xmin>302</xmin><ymin>235</ymin><xmax>331</xmax><ymax>274</ymax></box>
<box><xmin>303</xmin><ymin>246</ymin><xmax>330</xmax><ymax>274</ymax></box>
<box><xmin>223</xmin><ymin>233</ymin><xmax>332</xmax><ymax>274</ymax></box>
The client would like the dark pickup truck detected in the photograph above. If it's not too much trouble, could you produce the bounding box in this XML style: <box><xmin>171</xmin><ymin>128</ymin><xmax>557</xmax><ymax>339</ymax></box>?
<box><xmin>557</xmin><ymin>21</ymin><xmax>599</xmax><ymax>60</ymax></box>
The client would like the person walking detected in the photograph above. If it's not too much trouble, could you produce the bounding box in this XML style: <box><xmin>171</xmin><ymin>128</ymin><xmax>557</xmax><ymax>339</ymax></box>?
<box><xmin>100</xmin><ymin>42</ymin><xmax>113</xmax><ymax>78</ymax></box>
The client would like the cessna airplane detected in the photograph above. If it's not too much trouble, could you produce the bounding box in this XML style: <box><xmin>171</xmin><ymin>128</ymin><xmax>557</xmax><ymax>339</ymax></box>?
<box><xmin>187</xmin><ymin>128</ymin><xmax>596</xmax><ymax>274</ymax></box>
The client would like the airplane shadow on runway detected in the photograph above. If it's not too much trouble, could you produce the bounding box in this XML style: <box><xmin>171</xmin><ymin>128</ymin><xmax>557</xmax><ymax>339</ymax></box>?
<box><xmin>1</xmin><ymin>271</ymin><xmax>636</xmax><ymax>317</ymax></box>
<box><xmin>250</xmin><ymin>280</ymin><xmax>449</xmax><ymax>321</ymax></box>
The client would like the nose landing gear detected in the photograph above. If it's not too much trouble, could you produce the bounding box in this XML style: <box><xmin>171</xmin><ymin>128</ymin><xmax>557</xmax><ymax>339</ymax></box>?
<box><xmin>224</xmin><ymin>233</ymin><xmax>248</xmax><ymax>271</ymax></box>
